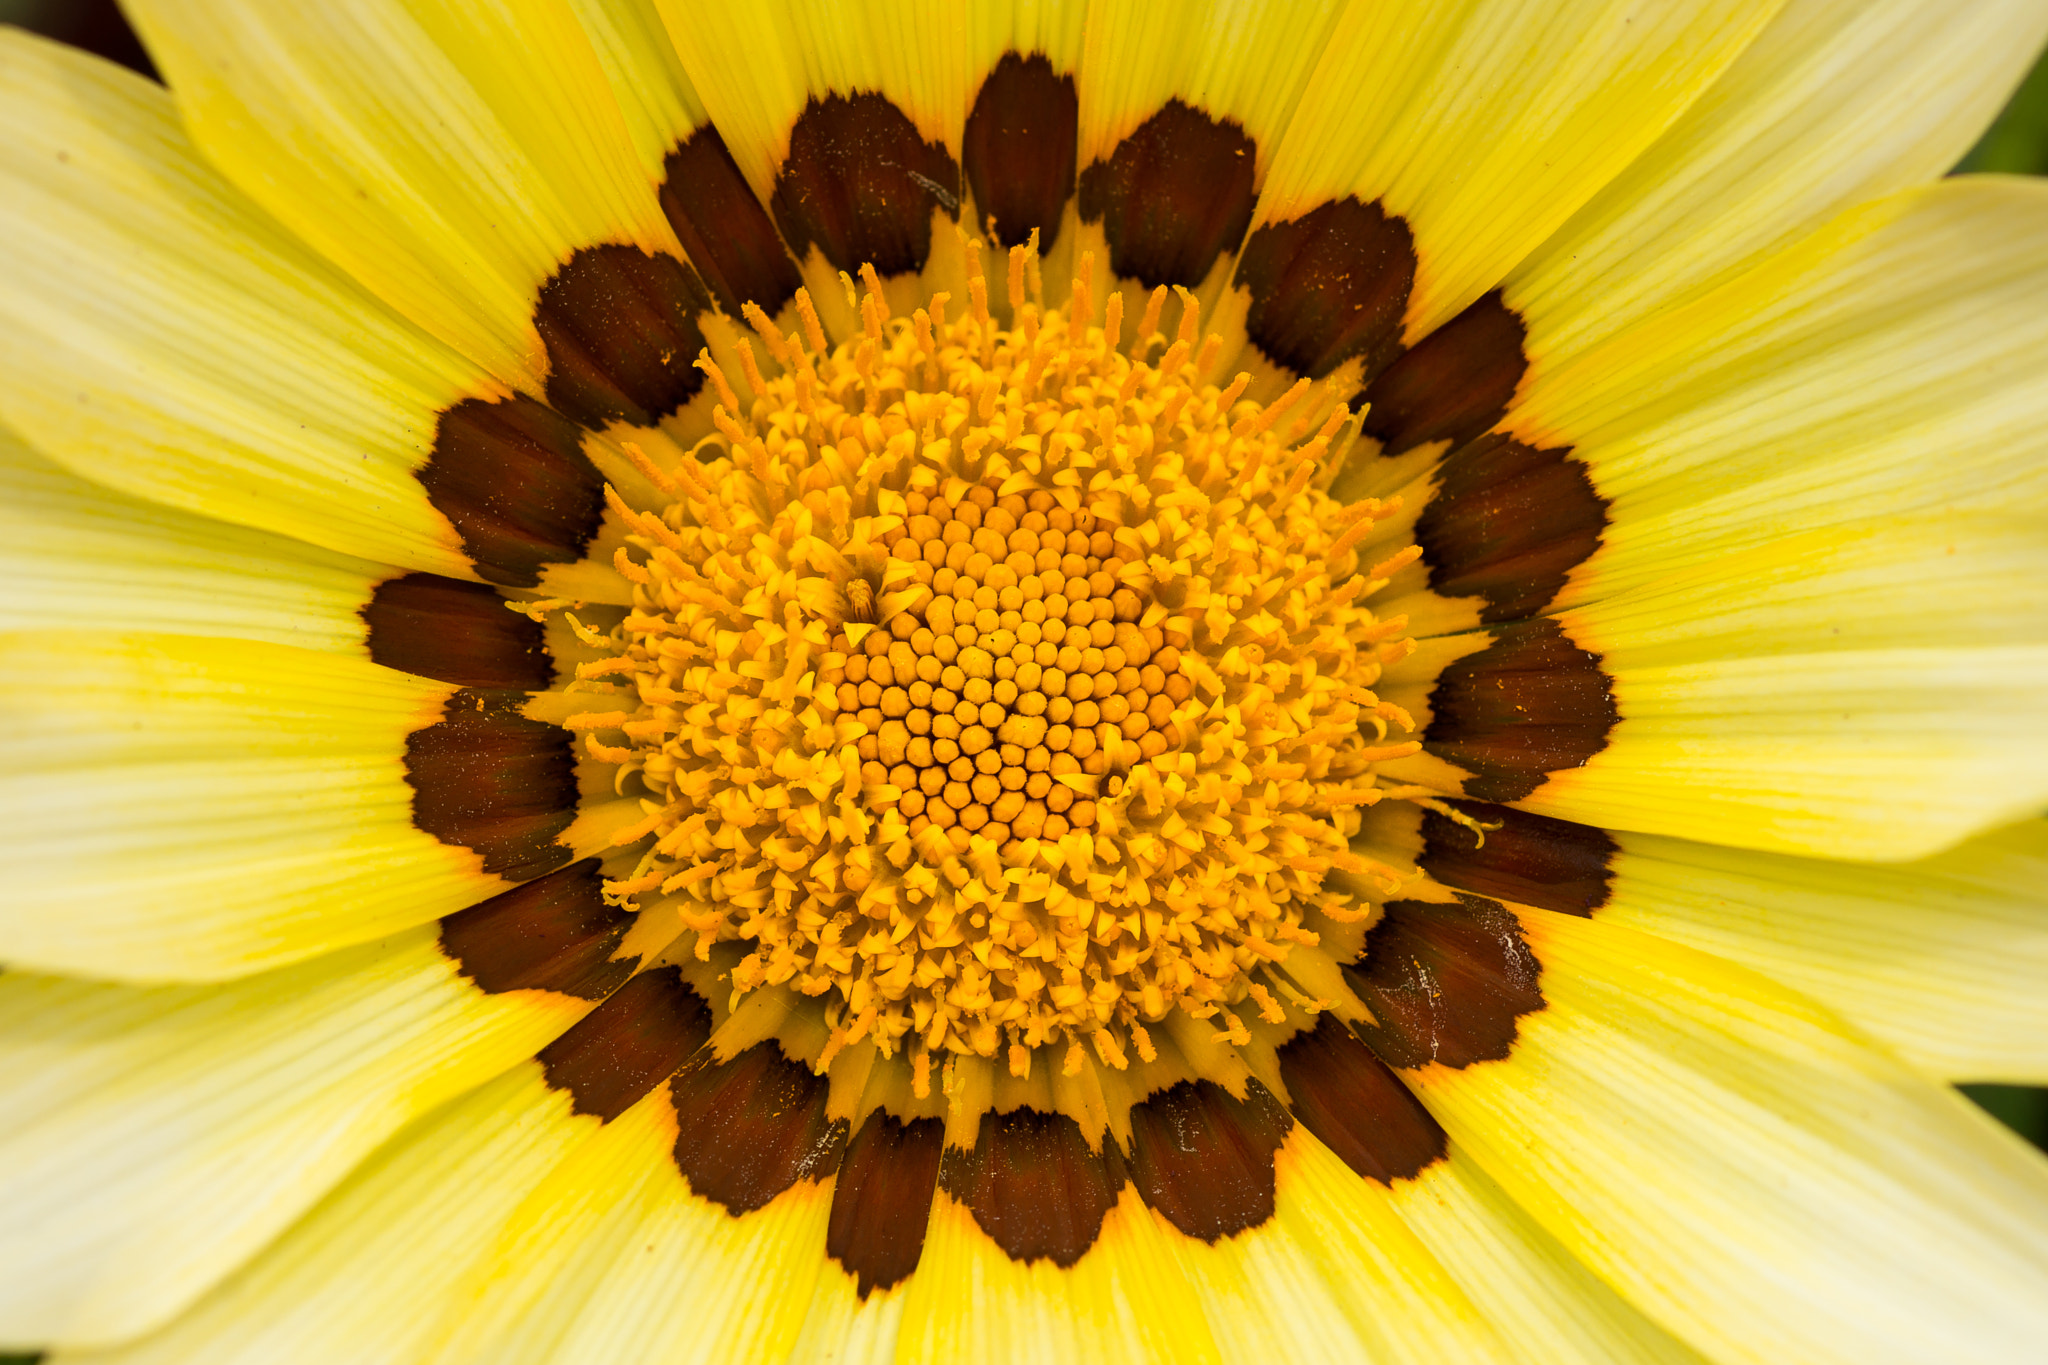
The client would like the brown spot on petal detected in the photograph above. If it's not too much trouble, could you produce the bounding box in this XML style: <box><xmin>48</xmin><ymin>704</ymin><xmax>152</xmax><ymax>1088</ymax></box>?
<box><xmin>1362</xmin><ymin>291</ymin><xmax>1527</xmax><ymax>456</ymax></box>
<box><xmin>1344</xmin><ymin>895</ymin><xmax>1543</xmax><ymax>1070</ymax></box>
<box><xmin>771</xmin><ymin>93</ymin><xmax>961</xmax><ymax>277</ymax></box>
<box><xmin>440</xmin><ymin>858</ymin><xmax>636</xmax><ymax>998</ymax></box>
<box><xmin>669</xmin><ymin>1042</ymin><xmax>847</xmax><ymax>1215</ymax></box>
<box><xmin>418</xmin><ymin>397</ymin><xmax>605</xmax><ymax>589</ymax></box>
<box><xmin>364</xmin><ymin>572</ymin><xmax>551</xmax><ymax>690</ymax></box>
<box><xmin>1421</xmin><ymin>801</ymin><xmax>1616</xmax><ymax>917</ymax></box>
<box><xmin>1423</xmin><ymin>618</ymin><xmax>1618</xmax><ymax>804</ymax></box>
<box><xmin>938</xmin><ymin>1107</ymin><xmax>1126</xmax><ymax>1266</ymax></box>
<box><xmin>661</xmin><ymin>126</ymin><xmax>804</xmax><ymax>319</ymax></box>
<box><xmin>534</xmin><ymin>245</ymin><xmax>712</xmax><ymax>430</ymax></box>
<box><xmin>1237</xmin><ymin>198</ymin><xmax>1415</xmax><ymax>380</ymax></box>
<box><xmin>1279</xmin><ymin>1016</ymin><xmax>1446</xmax><ymax>1183</ymax></box>
<box><xmin>1127</xmin><ymin>1079</ymin><xmax>1290</xmax><ymax>1241</ymax></box>
<box><xmin>828</xmin><ymin>1111</ymin><xmax>945</xmax><ymax>1296</ymax></box>
<box><xmin>1417</xmin><ymin>435</ymin><xmax>1608</xmax><ymax>624</ymax></box>
<box><xmin>1077</xmin><ymin>101</ymin><xmax>1256</xmax><ymax>289</ymax></box>
<box><xmin>962</xmin><ymin>53</ymin><xmax>1079</xmax><ymax>249</ymax></box>
<box><xmin>538</xmin><ymin>966</ymin><xmax>711</xmax><ymax>1120</ymax></box>
<box><xmin>406</xmin><ymin>688</ymin><xmax>576</xmax><ymax>881</ymax></box>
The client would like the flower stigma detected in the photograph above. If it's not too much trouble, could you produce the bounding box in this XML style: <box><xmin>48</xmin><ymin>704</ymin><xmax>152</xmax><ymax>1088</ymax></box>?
<box><xmin>566</xmin><ymin>238</ymin><xmax>1433</xmax><ymax>1096</ymax></box>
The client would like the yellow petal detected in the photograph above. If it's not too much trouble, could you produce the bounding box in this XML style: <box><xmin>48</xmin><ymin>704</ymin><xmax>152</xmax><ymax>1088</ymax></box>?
<box><xmin>658</xmin><ymin>0</ymin><xmax>973</xmax><ymax>329</ymax></box>
<box><xmin>1510</xmin><ymin>0</ymin><xmax>2048</xmax><ymax>372</ymax></box>
<box><xmin>1602</xmin><ymin>818</ymin><xmax>2048</xmax><ymax>1085</ymax></box>
<box><xmin>1531</xmin><ymin>642</ymin><xmax>2048</xmax><ymax>862</ymax></box>
<box><xmin>0</xmin><ymin>934</ymin><xmax>584</xmax><ymax>1349</ymax></box>
<box><xmin>565</xmin><ymin>0</ymin><xmax>709</xmax><ymax>180</ymax></box>
<box><xmin>427</xmin><ymin>1085</ymin><xmax>832</xmax><ymax>1365</ymax></box>
<box><xmin>0</xmin><ymin>31</ymin><xmax>480</xmax><ymax>576</ymax></box>
<box><xmin>1260</xmin><ymin>1129</ymin><xmax>1518</xmax><ymax>1364</ymax></box>
<box><xmin>1389</xmin><ymin>1148</ymin><xmax>1709</xmax><ymax>1365</ymax></box>
<box><xmin>1070</xmin><ymin>0</ymin><xmax>1347</xmax><ymax>311</ymax></box>
<box><xmin>1559</xmin><ymin>513</ymin><xmax>2048</xmax><ymax>655</ymax></box>
<box><xmin>895</xmin><ymin>1184</ymin><xmax>1221</xmax><ymax>1365</ymax></box>
<box><xmin>1511</xmin><ymin>179</ymin><xmax>2048</xmax><ymax>536</ymax></box>
<box><xmin>1254</xmin><ymin>0</ymin><xmax>1781</xmax><ymax>339</ymax></box>
<box><xmin>0</xmin><ymin>632</ymin><xmax>513</xmax><ymax>981</ymax></box>
<box><xmin>49</xmin><ymin>1066</ymin><xmax>588</xmax><ymax>1365</ymax></box>
<box><xmin>0</xmin><ymin>423</ymin><xmax>385</xmax><ymax>653</ymax></box>
<box><xmin>1416</xmin><ymin>907</ymin><xmax>2048</xmax><ymax>1365</ymax></box>
<box><xmin>124</xmin><ymin>0</ymin><xmax>681</xmax><ymax>390</ymax></box>
<box><xmin>1524</xmin><ymin>513</ymin><xmax>2048</xmax><ymax>859</ymax></box>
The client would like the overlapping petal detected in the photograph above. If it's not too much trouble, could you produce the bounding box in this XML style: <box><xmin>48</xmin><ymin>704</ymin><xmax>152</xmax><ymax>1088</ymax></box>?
<box><xmin>0</xmin><ymin>32</ymin><xmax>485</xmax><ymax>577</ymax></box>
<box><xmin>0</xmin><ymin>935</ymin><xmax>584</xmax><ymax>1348</ymax></box>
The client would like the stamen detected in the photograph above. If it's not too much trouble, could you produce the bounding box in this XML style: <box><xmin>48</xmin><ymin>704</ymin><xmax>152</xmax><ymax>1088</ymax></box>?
<box><xmin>580</xmin><ymin>234</ymin><xmax>1421</xmax><ymax>1075</ymax></box>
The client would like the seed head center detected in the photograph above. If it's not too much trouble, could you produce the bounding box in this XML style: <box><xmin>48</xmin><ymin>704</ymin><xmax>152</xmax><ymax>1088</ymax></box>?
<box><xmin>578</xmin><ymin>247</ymin><xmax>1422</xmax><ymax>1086</ymax></box>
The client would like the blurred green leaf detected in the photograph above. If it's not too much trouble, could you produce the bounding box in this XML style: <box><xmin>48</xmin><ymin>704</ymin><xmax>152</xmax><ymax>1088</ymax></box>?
<box><xmin>1956</xmin><ymin>42</ymin><xmax>2048</xmax><ymax>174</ymax></box>
<box><xmin>1962</xmin><ymin>1084</ymin><xmax>2048</xmax><ymax>1150</ymax></box>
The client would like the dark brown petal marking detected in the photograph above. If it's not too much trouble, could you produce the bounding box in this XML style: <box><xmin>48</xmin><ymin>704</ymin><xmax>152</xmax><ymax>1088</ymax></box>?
<box><xmin>771</xmin><ymin>93</ymin><xmax>961</xmax><ymax>277</ymax></box>
<box><xmin>1420</xmin><ymin>801</ymin><xmax>1616</xmax><ymax>917</ymax></box>
<box><xmin>1236</xmin><ymin>198</ymin><xmax>1416</xmax><ymax>380</ymax></box>
<box><xmin>1343</xmin><ymin>894</ymin><xmax>1543</xmax><ymax>1070</ymax></box>
<box><xmin>669</xmin><ymin>1042</ymin><xmax>847</xmax><ymax>1215</ymax></box>
<box><xmin>660</xmin><ymin>126</ymin><xmax>804</xmax><ymax>318</ymax></box>
<box><xmin>1423</xmin><ymin>618</ymin><xmax>1618</xmax><ymax>804</ymax></box>
<box><xmin>1361</xmin><ymin>290</ymin><xmax>1528</xmax><ymax>456</ymax></box>
<box><xmin>537</xmin><ymin>966</ymin><xmax>711</xmax><ymax>1120</ymax></box>
<box><xmin>533</xmin><ymin>245</ymin><xmax>711</xmax><ymax>430</ymax></box>
<box><xmin>418</xmin><ymin>397</ymin><xmax>605</xmax><ymax>589</ymax></box>
<box><xmin>1127</xmin><ymin>1079</ymin><xmax>1291</xmax><ymax>1241</ymax></box>
<box><xmin>363</xmin><ymin>572</ymin><xmax>551</xmax><ymax>690</ymax></box>
<box><xmin>439</xmin><ymin>858</ymin><xmax>636</xmax><ymax>998</ymax></box>
<box><xmin>937</xmin><ymin>1107</ymin><xmax>1127</xmax><ymax>1267</ymax></box>
<box><xmin>1416</xmin><ymin>434</ymin><xmax>1609</xmax><ymax>624</ymax></box>
<box><xmin>827</xmin><ymin>1111</ymin><xmax>945</xmax><ymax>1296</ymax></box>
<box><xmin>406</xmin><ymin>688</ymin><xmax>577</xmax><ymax>881</ymax></box>
<box><xmin>1277</xmin><ymin>1016</ymin><xmax>1446</xmax><ymax>1183</ymax></box>
<box><xmin>962</xmin><ymin>53</ymin><xmax>1079</xmax><ymax>250</ymax></box>
<box><xmin>1076</xmin><ymin>100</ymin><xmax>1256</xmax><ymax>289</ymax></box>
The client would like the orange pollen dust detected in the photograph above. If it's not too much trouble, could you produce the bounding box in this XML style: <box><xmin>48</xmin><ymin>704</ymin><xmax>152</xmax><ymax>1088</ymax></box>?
<box><xmin>571</xmin><ymin>242</ymin><xmax>1424</xmax><ymax>1083</ymax></box>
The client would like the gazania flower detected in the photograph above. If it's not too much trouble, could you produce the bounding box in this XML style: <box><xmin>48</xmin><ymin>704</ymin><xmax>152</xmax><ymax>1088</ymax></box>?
<box><xmin>4</xmin><ymin>0</ymin><xmax>2048</xmax><ymax>1360</ymax></box>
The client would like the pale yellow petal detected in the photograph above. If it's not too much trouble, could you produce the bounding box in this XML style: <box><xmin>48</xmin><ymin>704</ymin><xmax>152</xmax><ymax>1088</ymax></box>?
<box><xmin>427</xmin><ymin>1086</ymin><xmax>830</xmax><ymax>1365</ymax></box>
<box><xmin>0</xmin><ymin>632</ymin><xmax>509</xmax><ymax>981</ymax></box>
<box><xmin>1389</xmin><ymin>1150</ymin><xmax>1710</xmax><ymax>1365</ymax></box>
<box><xmin>657</xmin><ymin>0</ymin><xmax>972</xmax><ymax>330</ymax></box>
<box><xmin>124</xmin><ymin>0</ymin><xmax>681</xmax><ymax>390</ymax></box>
<box><xmin>895</xmin><ymin>1186</ymin><xmax>1221</xmax><ymax>1365</ymax></box>
<box><xmin>1600</xmin><ymin>819</ymin><xmax>2048</xmax><ymax>1084</ymax></box>
<box><xmin>0</xmin><ymin>422</ymin><xmax>385</xmax><ymax>652</ymax></box>
<box><xmin>51</xmin><ymin>1066</ymin><xmax>588</xmax><ymax>1365</ymax></box>
<box><xmin>1254</xmin><ymin>0</ymin><xmax>1781</xmax><ymax>338</ymax></box>
<box><xmin>1416</xmin><ymin>908</ymin><xmax>2048</xmax><ymax>1365</ymax></box>
<box><xmin>0</xmin><ymin>934</ymin><xmax>585</xmax><ymax>1349</ymax></box>
<box><xmin>1527</xmin><ymin>643</ymin><xmax>2048</xmax><ymax>862</ymax></box>
<box><xmin>1511</xmin><ymin>0</ymin><xmax>2048</xmax><ymax>371</ymax></box>
<box><xmin>1560</xmin><ymin>512</ymin><xmax>2048</xmax><ymax>660</ymax></box>
<box><xmin>0</xmin><ymin>31</ymin><xmax>482</xmax><ymax>576</ymax></box>
<box><xmin>1514</xmin><ymin>179</ymin><xmax>2048</xmax><ymax>563</ymax></box>
<box><xmin>1516</xmin><ymin>512</ymin><xmax>2048</xmax><ymax>859</ymax></box>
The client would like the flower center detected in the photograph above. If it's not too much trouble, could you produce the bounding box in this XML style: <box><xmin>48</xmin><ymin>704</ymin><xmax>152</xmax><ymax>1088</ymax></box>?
<box><xmin>576</xmin><ymin>244</ymin><xmax>1425</xmax><ymax>1090</ymax></box>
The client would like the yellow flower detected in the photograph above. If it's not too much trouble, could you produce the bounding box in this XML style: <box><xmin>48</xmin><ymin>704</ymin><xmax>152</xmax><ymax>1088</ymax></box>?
<box><xmin>2</xmin><ymin>0</ymin><xmax>2047</xmax><ymax>1361</ymax></box>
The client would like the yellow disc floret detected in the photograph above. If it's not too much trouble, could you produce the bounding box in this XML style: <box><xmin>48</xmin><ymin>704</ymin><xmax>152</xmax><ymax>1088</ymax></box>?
<box><xmin>573</xmin><ymin>247</ymin><xmax>1421</xmax><ymax>1076</ymax></box>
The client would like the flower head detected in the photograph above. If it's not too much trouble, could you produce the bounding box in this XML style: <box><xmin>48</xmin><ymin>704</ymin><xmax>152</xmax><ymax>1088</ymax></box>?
<box><xmin>2</xmin><ymin>2</ymin><xmax>2048</xmax><ymax>1362</ymax></box>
